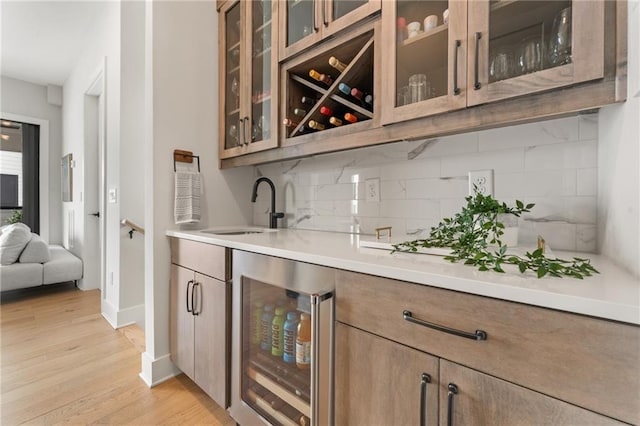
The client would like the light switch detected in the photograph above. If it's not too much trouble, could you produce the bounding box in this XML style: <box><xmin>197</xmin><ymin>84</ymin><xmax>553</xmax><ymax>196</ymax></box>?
<box><xmin>108</xmin><ymin>188</ymin><xmax>118</xmax><ymax>204</ymax></box>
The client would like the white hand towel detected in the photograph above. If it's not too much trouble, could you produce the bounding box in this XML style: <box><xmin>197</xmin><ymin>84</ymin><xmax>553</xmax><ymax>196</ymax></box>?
<box><xmin>174</xmin><ymin>171</ymin><xmax>201</xmax><ymax>224</ymax></box>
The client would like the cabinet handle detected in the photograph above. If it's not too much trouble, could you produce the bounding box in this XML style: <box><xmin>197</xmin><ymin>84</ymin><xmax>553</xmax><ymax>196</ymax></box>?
<box><xmin>238</xmin><ymin>117</ymin><xmax>244</xmax><ymax>146</ymax></box>
<box><xmin>186</xmin><ymin>280</ymin><xmax>194</xmax><ymax>312</ymax></box>
<box><xmin>453</xmin><ymin>40</ymin><xmax>461</xmax><ymax>95</ymax></box>
<box><xmin>473</xmin><ymin>32</ymin><xmax>482</xmax><ymax>90</ymax></box>
<box><xmin>192</xmin><ymin>282</ymin><xmax>199</xmax><ymax>316</ymax></box>
<box><xmin>420</xmin><ymin>373</ymin><xmax>431</xmax><ymax>426</ymax></box>
<box><xmin>242</xmin><ymin>116</ymin><xmax>249</xmax><ymax>146</ymax></box>
<box><xmin>447</xmin><ymin>383</ymin><xmax>458</xmax><ymax>426</ymax></box>
<box><xmin>323</xmin><ymin>1</ymin><xmax>328</xmax><ymax>27</ymax></box>
<box><xmin>402</xmin><ymin>310</ymin><xmax>487</xmax><ymax>341</ymax></box>
<box><xmin>312</xmin><ymin>1</ymin><xmax>319</xmax><ymax>32</ymax></box>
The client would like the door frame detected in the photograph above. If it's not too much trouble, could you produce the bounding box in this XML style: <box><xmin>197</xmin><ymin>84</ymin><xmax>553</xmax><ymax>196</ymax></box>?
<box><xmin>85</xmin><ymin>63</ymin><xmax>107</xmax><ymax>293</ymax></box>
<box><xmin>0</xmin><ymin>112</ymin><xmax>49</xmax><ymax>242</ymax></box>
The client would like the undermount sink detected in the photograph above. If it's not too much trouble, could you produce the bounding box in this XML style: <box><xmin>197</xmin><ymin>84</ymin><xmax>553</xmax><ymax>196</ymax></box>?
<box><xmin>200</xmin><ymin>227</ymin><xmax>277</xmax><ymax>236</ymax></box>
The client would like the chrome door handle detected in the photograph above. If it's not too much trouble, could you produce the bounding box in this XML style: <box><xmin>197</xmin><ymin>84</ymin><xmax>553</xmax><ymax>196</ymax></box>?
<box><xmin>403</xmin><ymin>310</ymin><xmax>487</xmax><ymax>341</ymax></box>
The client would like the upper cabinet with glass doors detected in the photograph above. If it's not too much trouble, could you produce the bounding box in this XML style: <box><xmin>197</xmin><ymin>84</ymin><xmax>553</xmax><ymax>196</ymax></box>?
<box><xmin>219</xmin><ymin>0</ymin><xmax>279</xmax><ymax>159</ymax></box>
<box><xmin>279</xmin><ymin>0</ymin><xmax>381</xmax><ymax>61</ymax></box>
<box><xmin>467</xmin><ymin>0</ymin><xmax>603</xmax><ymax>106</ymax></box>
<box><xmin>382</xmin><ymin>0</ymin><xmax>605</xmax><ymax>124</ymax></box>
<box><xmin>381</xmin><ymin>0</ymin><xmax>468</xmax><ymax>125</ymax></box>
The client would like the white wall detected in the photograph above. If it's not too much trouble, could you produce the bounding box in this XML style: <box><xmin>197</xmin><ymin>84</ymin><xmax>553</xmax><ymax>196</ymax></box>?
<box><xmin>62</xmin><ymin>1</ymin><xmax>121</xmax><ymax>299</ymax></box>
<box><xmin>118</xmin><ymin>0</ymin><xmax>146</xmax><ymax>327</ymax></box>
<box><xmin>0</xmin><ymin>76</ymin><xmax>62</xmax><ymax>243</ymax></box>
<box><xmin>142</xmin><ymin>0</ymin><xmax>253</xmax><ymax>386</ymax></box>
<box><xmin>598</xmin><ymin>1</ymin><xmax>640</xmax><ymax>278</ymax></box>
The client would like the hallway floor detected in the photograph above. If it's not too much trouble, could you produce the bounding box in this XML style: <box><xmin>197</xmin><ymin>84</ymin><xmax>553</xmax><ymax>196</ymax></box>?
<box><xmin>0</xmin><ymin>284</ymin><xmax>235</xmax><ymax>425</ymax></box>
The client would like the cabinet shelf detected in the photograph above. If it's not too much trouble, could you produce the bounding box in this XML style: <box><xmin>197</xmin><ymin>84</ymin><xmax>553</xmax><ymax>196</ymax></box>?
<box><xmin>228</xmin><ymin>108</ymin><xmax>240</xmax><ymax>116</ymax></box>
<box><xmin>246</xmin><ymin>388</ymin><xmax>301</xmax><ymax>426</ymax></box>
<box><xmin>228</xmin><ymin>40</ymin><xmax>240</xmax><ymax>52</ymax></box>
<box><xmin>255</xmin><ymin>20</ymin><xmax>272</xmax><ymax>34</ymax></box>
<box><xmin>284</xmin><ymin>32</ymin><xmax>375</xmax><ymax>138</ymax></box>
<box><xmin>399</xmin><ymin>23</ymin><xmax>448</xmax><ymax>49</ymax></box>
<box><xmin>253</xmin><ymin>47</ymin><xmax>272</xmax><ymax>60</ymax></box>
<box><xmin>246</xmin><ymin>366</ymin><xmax>310</xmax><ymax>417</ymax></box>
<box><xmin>228</xmin><ymin>65</ymin><xmax>240</xmax><ymax>74</ymax></box>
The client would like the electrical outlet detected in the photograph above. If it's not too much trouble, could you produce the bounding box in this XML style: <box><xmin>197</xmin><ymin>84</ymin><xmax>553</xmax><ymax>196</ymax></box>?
<box><xmin>468</xmin><ymin>169</ymin><xmax>494</xmax><ymax>196</ymax></box>
<box><xmin>365</xmin><ymin>178</ymin><xmax>380</xmax><ymax>202</ymax></box>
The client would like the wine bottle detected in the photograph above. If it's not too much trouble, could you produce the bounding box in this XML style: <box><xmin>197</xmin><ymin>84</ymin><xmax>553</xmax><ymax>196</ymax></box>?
<box><xmin>364</xmin><ymin>94</ymin><xmax>373</xmax><ymax>107</ymax></box>
<box><xmin>338</xmin><ymin>83</ymin><xmax>351</xmax><ymax>96</ymax></box>
<box><xmin>319</xmin><ymin>106</ymin><xmax>333</xmax><ymax>116</ymax></box>
<box><xmin>319</xmin><ymin>73</ymin><xmax>333</xmax><ymax>86</ymax></box>
<box><xmin>308</xmin><ymin>120</ymin><xmax>325</xmax><ymax>130</ymax></box>
<box><xmin>329</xmin><ymin>117</ymin><xmax>343</xmax><ymax>126</ymax></box>
<box><xmin>344</xmin><ymin>113</ymin><xmax>358</xmax><ymax>123</ymax></box>
<box><xmin>328</xmin><ymin>56</ymin><xmax>347</xmax><ymax>72</ymax></box>
<box><xmin>282</xmin><ymin>118</ymin><xmax>299</xmax><ymax>127</ymax></box>
<box><xmin>350</xmin><ymin>87</ymin><xmax>364</xmax><ymax>101</ymax></box>
<box><xmin>293</xmin><ymin>108</ymin><xmax>307</xmax><ymax>117</ymax></box>
<box><xmin>301</xmin><ymin>96</ymin><xmax>316</xmax><ymax>106</ymax></box>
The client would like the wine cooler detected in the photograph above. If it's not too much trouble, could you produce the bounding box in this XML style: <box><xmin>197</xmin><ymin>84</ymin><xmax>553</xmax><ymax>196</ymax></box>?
<box><xmin>230</xmin><ymin>251</ymin><xmax>335</xmax><ymax>426</ymax></box>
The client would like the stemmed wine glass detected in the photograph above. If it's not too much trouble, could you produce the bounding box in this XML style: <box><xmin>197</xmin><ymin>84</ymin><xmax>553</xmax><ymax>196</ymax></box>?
<box><xmin>230</xmin><ymin>77</ymin><xmax>240</xmax><ymax>109</ymax></box>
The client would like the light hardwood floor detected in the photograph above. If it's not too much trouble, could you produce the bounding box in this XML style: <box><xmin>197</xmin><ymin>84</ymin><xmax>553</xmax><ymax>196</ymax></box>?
<box><xmin>0</xmin><ymin>284</ymin><xmax>236</xmax><ymax>425</ymax></box>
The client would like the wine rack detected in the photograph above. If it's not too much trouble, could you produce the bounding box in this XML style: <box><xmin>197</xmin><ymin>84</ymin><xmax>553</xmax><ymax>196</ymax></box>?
<box><xmin>282</xmin><ymin>28</ymin><xmax>375</xmax><ymax>143</ymax></box>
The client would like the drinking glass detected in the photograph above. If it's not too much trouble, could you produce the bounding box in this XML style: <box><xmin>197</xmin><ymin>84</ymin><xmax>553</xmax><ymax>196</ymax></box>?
<box><xmin>548</xmin><ymin>7</ymin><xmax>572</xmax><ymax>66</ymax></box>
<box><xmin>489</xmin><ymin>48</ymin><xmax>512</xmax><ymax>82</ymax></box>
<box><xmin>230</xmin><ymin>77</ymin><xmax>240</xmax><ymax>109</ymax></box>
<box><xmin>408</xmin><ymin>74</ymin><xmax>427</xmax><ymax>103</ymax></box>
<box><xmin>517</xmin><ymin>36</ymin><xmax>543</xmax><ymax>75</ymax></box>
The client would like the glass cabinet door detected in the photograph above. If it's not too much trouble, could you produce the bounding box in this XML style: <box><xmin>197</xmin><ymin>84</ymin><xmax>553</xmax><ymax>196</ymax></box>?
<box><xmin>248</xmin><ymin>1</ymin><xmax>276</xmax><ymax>149</ymax></box>
<box><xmin>241</xmin><ymin>278</ymin><xmax>312</xmax><ymax>425</ymax></box>
<box><xmin>279</xmin><ymin>0</ymin><xmax>380</xmax><ymax>61</ymax></box>
<box><xmin>220</xmin><ymin>0</ymin><xmax>278</xmax><ymax>159</ymax></box>
<box><xmin>381</xmin><ymin>0</ymin><xmax>467</xmax><ymax>125</ymax></box>
<box><xmin>467</xmin><ymin>0</ymin><xmax>604</xmax><ymax>106</ymax></box>
<box><xmin>222</xmin><ymin>2</ymin><xmax>242</xmax><ymax>152</ymax></box>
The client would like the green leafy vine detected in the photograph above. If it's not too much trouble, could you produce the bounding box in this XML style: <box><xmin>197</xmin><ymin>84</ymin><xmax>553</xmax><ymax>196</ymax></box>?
<box><xmin>392</xmin><ymin>192</ymin><xmax>598</xmax><ymax>279</ymax></box>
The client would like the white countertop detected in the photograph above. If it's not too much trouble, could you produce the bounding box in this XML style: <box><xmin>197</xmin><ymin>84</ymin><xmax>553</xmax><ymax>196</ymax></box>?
<box><xmin>166</xmin><ymin>227</ymin><xmax>640</xmax><ymax>325</ymax></box>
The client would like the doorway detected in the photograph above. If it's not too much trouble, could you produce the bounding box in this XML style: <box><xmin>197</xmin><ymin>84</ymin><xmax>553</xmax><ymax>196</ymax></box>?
<box><xmin>83</xmin><ymin>72</ymin><xmax>106</xmax><ymax>292</ymax></box>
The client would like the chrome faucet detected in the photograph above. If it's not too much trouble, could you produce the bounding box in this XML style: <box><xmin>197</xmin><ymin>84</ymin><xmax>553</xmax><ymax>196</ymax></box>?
<box><xmin>251</xmin><ymin>177</ymin><xmax>284</xmax><ymax>229</ymax></box>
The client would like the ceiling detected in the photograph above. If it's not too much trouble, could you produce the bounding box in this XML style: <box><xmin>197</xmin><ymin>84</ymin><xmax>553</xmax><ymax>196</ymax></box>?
<box><xmin>1</xmin><ymin>1</ymin><xmax>110</xmax><ymax>86</ymax></box>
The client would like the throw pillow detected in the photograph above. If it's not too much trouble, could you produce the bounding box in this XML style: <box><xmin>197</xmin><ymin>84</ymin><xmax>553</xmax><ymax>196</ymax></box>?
<box><xmin>19</xmin><ymin>233</ymin><xmax>50</xmax><ymax>264</ymax></box>
<box><xmin>0</xmin><ymin>223</ymin><xmax>32</xmax><ymax>265</ymax></box>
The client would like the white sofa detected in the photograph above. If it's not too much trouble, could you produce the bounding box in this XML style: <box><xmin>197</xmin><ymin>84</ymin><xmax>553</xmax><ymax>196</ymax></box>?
<box><xmin>0</xmin><ymin>224</ymin><xmax>83</xmax><ymax>292</ymax></box>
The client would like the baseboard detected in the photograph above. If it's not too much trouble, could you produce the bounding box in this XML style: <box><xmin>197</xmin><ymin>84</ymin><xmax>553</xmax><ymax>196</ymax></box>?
<box><xmin>139</xmin><ymin>351</ymin><xmax>181</xmax><ymax>388</ymax></box>
<box><xmin>77</xmin><ymin>278</ymin><xmax>99</xmax><ymax>291</ymax></box>
<box><xmin>101</xmin><ymin>300</ymin><xmax>145</xmax><ymax>329</ymax></box>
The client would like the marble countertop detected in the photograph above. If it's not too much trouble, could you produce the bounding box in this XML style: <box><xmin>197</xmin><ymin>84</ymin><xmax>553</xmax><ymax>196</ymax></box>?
<box><xmin>166</xmin><ymin>227</ymin><xmax>640</xmax><ymax>325</ymax></box>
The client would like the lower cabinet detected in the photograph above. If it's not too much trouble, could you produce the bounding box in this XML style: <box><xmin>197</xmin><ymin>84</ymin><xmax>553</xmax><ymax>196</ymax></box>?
<box><xmin>336</xmin><ymin>323</ymin><xmax>623</xmax><ymax>426</ymax></box>
<box><xmin>170</xmin><ymin>263</ymin><xmax>230</xmax><ymax>408</ymax></box>
<box><xmin>335</xmin><ymin>269</ymin><xmax>639</xmax><ymax>425</ymax></box>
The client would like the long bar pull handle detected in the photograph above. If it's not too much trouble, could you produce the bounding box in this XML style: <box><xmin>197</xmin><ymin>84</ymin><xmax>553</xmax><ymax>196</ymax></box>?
<box><xmin>453</xmin><ymin>40</ymin><xmax>461</xmax><ymax>95</ymax></box>
<box><xmin>242</xmin><ymin>116</ymin><xmax>250</xmax><ymax>146</ymax></box>
<box><xmin>447</xmin><ymin>383</ymin><xmax>458</xmax><ymax>426</ymax></box>
<box><xmin>186</xmin><ymin>280</ymin><xmax>193</xmax><ymax>313</ymax></box>
<box><xmin>238</xmin><ymin>117</ymin><xmax>245</xmax><ymax>147</ymax></box>
<box><xmin>403</xmin><ymin>310</ymin><xmax>487</xmax><ymax>341</ymax></box>
<box><xmin>312</xmin><ymin>0</ymin><xmax>319</xmax><ymax>32</ymax></box>
<box><xmin>420</xmin><ymin>373</ymin><xmax>431</xmax><ymax>426</ymax></box>
<box><xmin>192</xmin><ymin>282</ymin><xmax>199</xmax><ymax>316</ymax></box>
<box><xmin>323</xmin><ymin>0</ymin><xmax>329</xmax><ymax>27</ymax></box>
<box><xmin>473</xmin><ymin>32</ymin><xmax>482</xmax><ymax>90</ymax></box>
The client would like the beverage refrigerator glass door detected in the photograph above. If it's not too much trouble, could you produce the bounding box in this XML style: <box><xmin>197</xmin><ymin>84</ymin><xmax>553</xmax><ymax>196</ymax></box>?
<box><xmin>230</xmin><ymin>250</ymin><xmax>335</xmax><ymax>426</ymax></box>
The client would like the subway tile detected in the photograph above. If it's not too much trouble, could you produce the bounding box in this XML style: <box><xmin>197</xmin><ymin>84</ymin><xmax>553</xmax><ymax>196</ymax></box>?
<box><xmin>578</xmin><ymin>113</ymin><xmax>598</xmax><ymax>141</ymax></box>
<box><xmin>441</xmin><ymin>149</ymin><xmax>525</xmax><ymax>175</ymax></box>
<box><xmin>380</xmin><ymin>158</ymin><xmax>441</xmax><ymax>180</ymax></box>
<box><xmin>577</xmin><ymin>168</ymin><xmax>597</xmax><ymax>196</ymax></box>
<box><xmin>380</xmin><ymin>180</ymin><xmax>406</xmax><ymax>200</ymax></box>
<box><xmin>478</xmin><ymin>116</ymin><xmax>579</xmax><ymax>151</ymax></box>
<box><xmin>524</xmin><ymin>140</ymin><xmax>597</xmax><ymax>170</ymax></box>
<box><xmin>380</xmin><ymin>199</ymin><xmax>440</xmax><ymax>219</ymax></box>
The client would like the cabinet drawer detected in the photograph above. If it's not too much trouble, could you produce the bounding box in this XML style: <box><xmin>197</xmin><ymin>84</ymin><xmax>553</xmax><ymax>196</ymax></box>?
<box><xmin>169</xmin><ymin>238</ymin><xmax>230</xmax><ymax>281</ymax></box>
<box><xmin>335</xmin><ymin>270</ymin><xmax>640</xmax><ymax>424</ymax></box>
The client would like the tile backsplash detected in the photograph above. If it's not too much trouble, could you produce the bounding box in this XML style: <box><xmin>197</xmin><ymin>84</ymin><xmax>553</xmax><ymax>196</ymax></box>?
<box><xmin>253</xmin><ymin>114</ymin><xmax>598</xmax><ymax>252</ymax></box>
